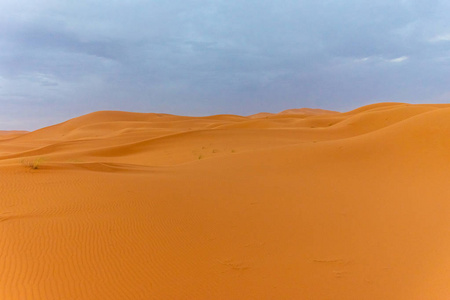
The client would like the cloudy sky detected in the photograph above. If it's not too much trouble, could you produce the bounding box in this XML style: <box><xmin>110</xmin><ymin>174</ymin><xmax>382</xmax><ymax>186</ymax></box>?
<box><xmin>2</xmin><ymin>0</ymin><xmax>450</xmax><ymax>129</ymax></box>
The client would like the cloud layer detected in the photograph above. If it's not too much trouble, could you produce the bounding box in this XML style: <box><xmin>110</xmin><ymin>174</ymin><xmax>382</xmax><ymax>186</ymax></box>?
<box><xmin>1</xmin><ymin>0</ymin><xmax>450</xmax><ymax>129</ymax></box>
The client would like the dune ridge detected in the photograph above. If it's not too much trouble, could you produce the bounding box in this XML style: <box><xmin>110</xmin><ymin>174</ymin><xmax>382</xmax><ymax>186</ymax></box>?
<box><xmin>1</xmin><ymin>102</ymin><xmax>450</xmax><ymax>299</ymax></box>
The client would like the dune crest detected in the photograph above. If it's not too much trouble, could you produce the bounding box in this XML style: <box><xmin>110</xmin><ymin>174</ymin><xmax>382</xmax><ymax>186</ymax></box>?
<box><xmin>1</xmin><ymin>102</ymin><xmax>450</xmax><ymax>299</ymax></box>
<box><xmin>279</xmin><ymin>107</ymin><xmax>339</xmax><ymax>115</ymax></box>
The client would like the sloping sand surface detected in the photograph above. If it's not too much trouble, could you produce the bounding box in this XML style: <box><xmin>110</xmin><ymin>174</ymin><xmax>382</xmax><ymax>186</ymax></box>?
<box><xmin>1</xmin><ymin>102</ymin><xmax>450</xmax><ymax>299</ymax></box>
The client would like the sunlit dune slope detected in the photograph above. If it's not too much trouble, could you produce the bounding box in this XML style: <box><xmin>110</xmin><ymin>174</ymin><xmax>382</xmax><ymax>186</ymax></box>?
<box><xmin>1</xmin><ymin>102</ymin><xmax>450</xmax><ymax>299</ymax></box>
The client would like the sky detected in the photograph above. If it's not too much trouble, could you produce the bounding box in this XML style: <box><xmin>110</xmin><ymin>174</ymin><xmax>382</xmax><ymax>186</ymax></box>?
<box><xmin>2</xmin><ymin>0</ymin><xmax>450</xmax><ymax>130</ymax></box>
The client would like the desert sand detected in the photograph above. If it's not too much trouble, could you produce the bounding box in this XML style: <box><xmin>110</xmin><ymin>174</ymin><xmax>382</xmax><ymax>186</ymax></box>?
<box><xmin>1</xmin><ymin>102</ymin><xmax>450</xmax><ymax>299</ymax></box>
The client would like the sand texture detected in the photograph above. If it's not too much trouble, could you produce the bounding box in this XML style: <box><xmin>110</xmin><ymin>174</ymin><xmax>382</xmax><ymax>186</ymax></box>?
<box><xmin>1</xmin><ymin>102</ymin><xmax>450</xmax><ymax>299</ymax></box>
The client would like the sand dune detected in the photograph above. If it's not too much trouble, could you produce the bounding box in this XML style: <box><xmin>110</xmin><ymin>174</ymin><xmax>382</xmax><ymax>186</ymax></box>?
<box><xmin>1</xmin><ymin>102</ymin><xmax>450</xmax><ymax>299</ymax></box>
<box><xmin>0</xmin><ymin>130</ymin><xmax>28</xmax><ymax>140</ymax></box>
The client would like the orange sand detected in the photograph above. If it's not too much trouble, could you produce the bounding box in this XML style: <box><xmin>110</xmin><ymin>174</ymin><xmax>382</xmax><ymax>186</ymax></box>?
<box><xmin>1</xmin><ymin>102</ymin><xmax>450</xmax><ymax>299</ymax></box>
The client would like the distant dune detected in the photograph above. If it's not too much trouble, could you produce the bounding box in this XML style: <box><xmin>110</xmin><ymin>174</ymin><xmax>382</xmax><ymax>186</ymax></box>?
<box><xmin>0</xmin><ymin>130</ymin><xmax>28</xmax><ymax>139</ymax></box>
<box><xmin>278</xmin><ymin>107</ymin><xmax>338</xmax><ymax>115</ymax></box>
<box><xmin>1</xmin><ymin>102</ymin><xmax>450</xmax><ymax>299</ymax></box>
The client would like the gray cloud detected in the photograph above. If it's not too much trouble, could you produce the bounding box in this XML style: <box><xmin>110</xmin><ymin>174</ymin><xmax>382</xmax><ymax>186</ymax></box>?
<box><xmin>1</xmin><ymin>0</ymin><xmax>450</xmax><ymax>129</ymax></box>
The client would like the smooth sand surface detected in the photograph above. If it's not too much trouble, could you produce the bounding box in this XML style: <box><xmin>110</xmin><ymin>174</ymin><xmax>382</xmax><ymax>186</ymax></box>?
<box><xmin>1</xmin><ymin>102</ymin><xmax>450</xmax><ymax>299</ymax></box>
